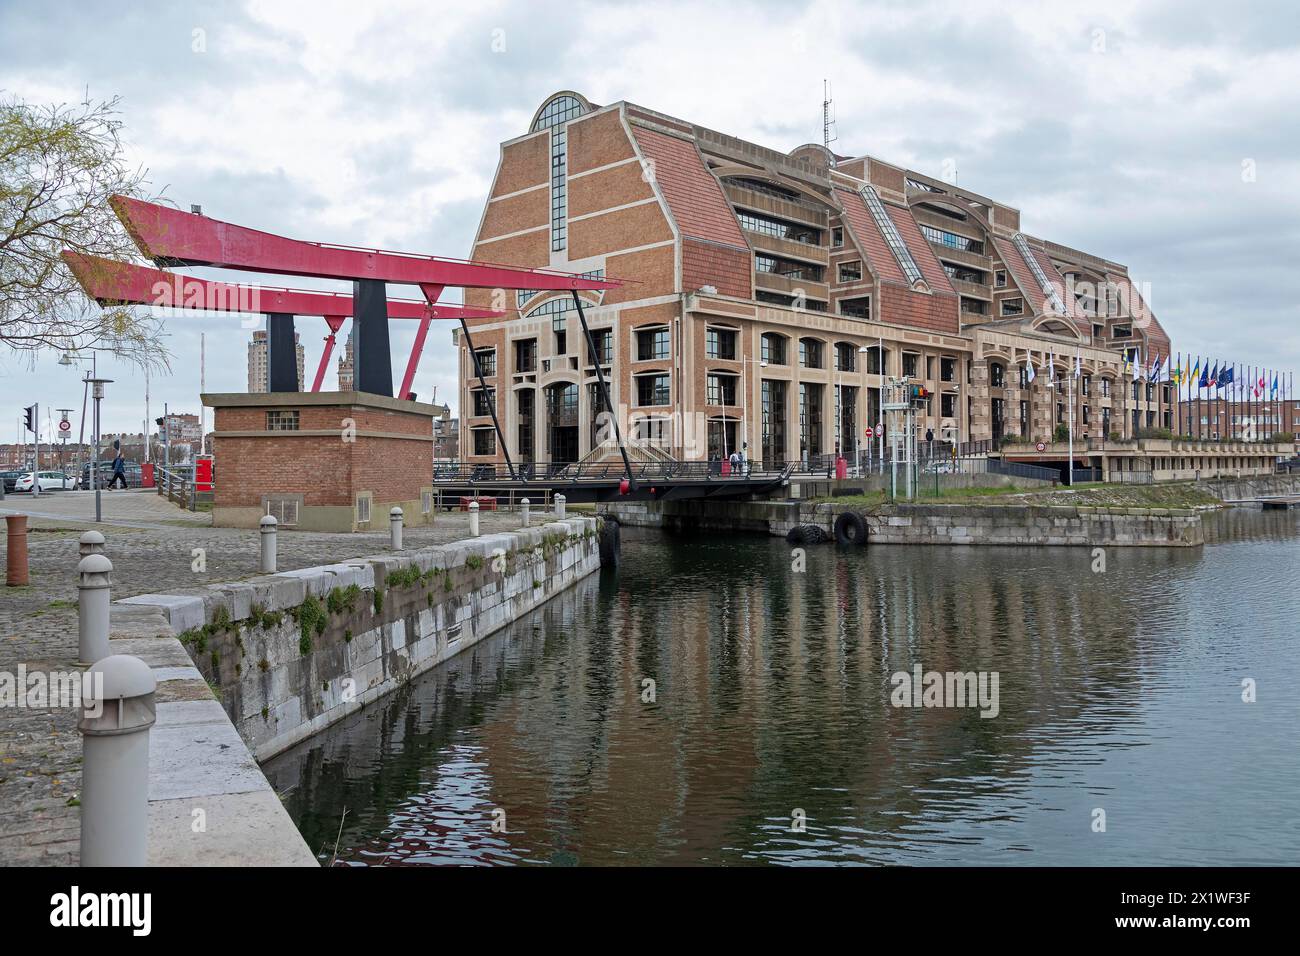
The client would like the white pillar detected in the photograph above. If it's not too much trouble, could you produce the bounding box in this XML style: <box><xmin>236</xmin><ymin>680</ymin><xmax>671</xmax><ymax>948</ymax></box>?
<box><xmin>521</xmin><ymin>498</ymin><xmax>530</xmax><ymax>528</ymax></box>
<box><xmin>79</xmin><ymin>654</ymin><xmax>156</xmax><ymax>867</ymax></box>
<box><xmin>77</xmin><ymin>554</ymin><xmax>113</xmax><ymax>665</ymax></box>
<box><xmin>468</xmin><ymin>500</ymin><xmax>480</xmax><ymax>537</ymax></box>
<box><xmin>554</xmin><ymin>494</ymin><xmax>566</xmax><ymax>519</ymax></box>
<box><xmin>390</xmin><ymin>507</ymin><xmax>404</xmax><ymax>550</ymax></box>
<box><xmin>259</xmin><ymin>514</ymin><xmax>277</xmax><ymax>573</ymax></box>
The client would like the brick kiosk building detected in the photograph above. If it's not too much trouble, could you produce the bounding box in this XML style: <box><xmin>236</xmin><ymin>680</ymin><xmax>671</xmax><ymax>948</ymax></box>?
<box><xmin>455</xmin><ymin>90</ymin><xmax>1293</xmax><ymax>480</ymax></box>
<box><xmin>204</xmin><ymin>391</ymin><xmax>438</xmax><ymax>532</ymax></box>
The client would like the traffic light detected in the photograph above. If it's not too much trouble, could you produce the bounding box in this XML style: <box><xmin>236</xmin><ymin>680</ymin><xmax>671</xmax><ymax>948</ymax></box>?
<box><xmin>23</xmin><ymin>405</ymin><xmax>35</xmax><ymax>433</ymax></box>
<box><xmin>909</xmin><ymin>384</ymin><xmax>931</xmax><ymax>406</ymax></box>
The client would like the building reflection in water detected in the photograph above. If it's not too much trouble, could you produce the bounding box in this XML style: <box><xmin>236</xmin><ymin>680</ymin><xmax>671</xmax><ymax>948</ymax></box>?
<box><xmin>264</xmin><ymin>510</ymin><xmax>1300</xmax><ymax>866</ymax></box>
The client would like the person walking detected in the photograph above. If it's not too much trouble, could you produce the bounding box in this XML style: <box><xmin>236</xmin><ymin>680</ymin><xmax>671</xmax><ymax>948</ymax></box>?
<box><xmin>108</xmin><ymin>449</ymin><xmax>128</xmax><ymax>490</ymax></box>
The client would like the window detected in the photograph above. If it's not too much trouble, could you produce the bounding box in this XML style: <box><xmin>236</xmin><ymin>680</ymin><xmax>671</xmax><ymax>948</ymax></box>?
<box><xmin>636</xmin><ymin>374</ymin><xmax>670</xmax><ymax>407</ymax></box>
<box><xmin>755</xmin><ymin>254</ymin><xmax>824</xmax><ymax>282</ymax></box>
<box><xmin>761</xmin><ymin>333</ymin><xmax>787</xmax><ymax>365</ymax></box>
<box><xmin>838</xmin><ymin>260</ymin><xmax>862</xmax><ymax>283</ymax></box>
<box><xmin>799</xmin><ymin>338</ymin><xmax>823</xmax><ymax>369</ymax></box>
<box><xmin>831</xmin><ymin>226</ymin><xmax>844</xmax><ymax>247</ymax></box>
<box><xmin>902</xmin><ymin>353</ymin><xmax>919</xmax><ymax>378</ymax></box>
<box><xmin>941</xmin><ymin>393</ymin><xmax>957</xmax><ymax>417</ymax></box>
<box><xmin>941</xmin><ymin>357</ymin><xmax>956</xmax><ymax>383</ymax></box>
<box><xmin>835</xmin><ymin>343</ymin><xmax>856</xmax><ymax>372</ymax></box>
<box><xmin>264</xmin><ymin>495</ymin><xmax>300</xmax><ymax>527</ymax></box>
<box><xmin>472</xmin><ymin>388</ymin><xmax>495</xmax><ymax>417</ymax></box>
<box><xmin>706</xmin><ymin>327</ymin><xmax>738</xmax><ymax>360</ymax></box>
<box><xmin>636</xmin><ymin>327</ymin><xmax>670</xmax><ymax>361</ymax></box>
<box><xmin>266</xmin><ymin>410</ymin><xmax>299</xmax><ymax>431</ymax></box>
<box><xmin>995</xmin><ymin>270</ymin><xmax>1007</xmax><ymax>288</ymax></box>
<box><xmin>919</xmin><ymin>223</ymin><xmax>984</xmax><ymax>254</ymax></box>
<box><xmin>1113</xmin><ymin>324</ymin><xmax>1132</xmax><ymax>339</ymax></box>
<box><xmin>706</xmin><ymin>373</ymin><xmax>738</xmax><ymax>406</ymax></box>
<box><xmin>1092</xmin><ymin>323</ymin><xmax>1104</xmax><ymax>340</ymax></box>
<box><xmin>421</xmin><ymin>490</ymin><xmax>432</xmax><ymax>515</ymax></box>
<box><xmin>515</xmin><ymin>338</ymin><xmax>537</xmax><ymax>373</ymax></box>
<box><xmin>961</xmin><ymin>297</ymin><xmax>989</xmax><ymax>315</ymax></box>
<box><xmin>587</xmin><ymin>328</ymin><xmax>612</xmax><ymax>365</ymax></box>
<box><xmin>532</xmin><ymin>96</ymin><xmax>586</xmax><ymax>252</ymax></box>
<box><xmin>1001</xmin><ymin>298</ymin><xmax>1024</xmax><ymax>316</ymax></box>
<box><xmin>942</xmin><ymin>261</ymin><xmax>987</xmax><ymax>284</ymax></box>
<box><xmin>989</xmin><ymin>363</ymin><xmax>1005</xmax><ymax>388</ymax></box>
<box><xmin>735</xmin><ymin>210</ymin><xmax>822</xmax><ymax>245</ymax></box>
<box><xmin>839</xmin><ymin>296</ymin><xmax>871</xmax><ymax>319</ymax></box>
<box><xmin>355</xmin><ymin>494</ymin><xmax>371</xmax><ymax>524</ymax></box>
<box><xmin>472</xmin><ymin>348</ymin><xmax>496</xmax><ymax>377</ymax></box>
<box><xmin>472</xmin><ymin>428</ymin><xmax>496</xmax><ymax>456</ymax></box>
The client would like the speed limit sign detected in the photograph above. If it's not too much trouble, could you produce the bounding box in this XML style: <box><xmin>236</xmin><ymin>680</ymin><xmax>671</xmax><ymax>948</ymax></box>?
<box><xmin>1035</xmin><ymin>441</ymin><xmax>1046</xmax><ymax>452</ymax></box>
<box><xmin>59</xmin><ymin>419</ymin><xmax>71</xmax><ymax>435</ymax></box>
<box><xmin>874</xmin><ymin>423</ymin><xmax>884</xmax><ymax>437</ymax></box>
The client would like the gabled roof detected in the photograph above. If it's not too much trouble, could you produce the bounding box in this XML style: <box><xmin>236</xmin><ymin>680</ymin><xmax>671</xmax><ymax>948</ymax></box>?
<box><xmin>629</xmin><ymin>125</ymin><xmax>746</xmax><ymax>250</ymax></box>
<box><xmin>836</xmin><ymin>187</ymin><xmax>905</xmax><ymax>283</ymax></box>
<box><xmin>886</xmin><ymin>204</ymin><xmax>956</xmax><ymax>295</ymax></box>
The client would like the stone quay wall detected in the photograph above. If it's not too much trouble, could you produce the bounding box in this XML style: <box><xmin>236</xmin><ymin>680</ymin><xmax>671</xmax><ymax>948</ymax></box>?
<box><xmin>120</xmin><ymin>516</ymin><xmax>602</xmax><ymax>760</ymax></box>
<box><xmin>603</xmin><ymin>500</ymin><xmax>1203</xmax><ymax>547</ymax></box>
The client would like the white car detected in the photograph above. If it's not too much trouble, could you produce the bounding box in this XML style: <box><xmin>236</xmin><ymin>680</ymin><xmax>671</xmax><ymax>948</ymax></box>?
<box><xmin>13</xmin><ymin>471</ymin><xmax>78</xmax><ymax>492</ymax></box>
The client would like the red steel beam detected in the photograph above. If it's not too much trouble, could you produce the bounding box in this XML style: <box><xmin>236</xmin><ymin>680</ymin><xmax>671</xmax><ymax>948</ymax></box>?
<box><xmin>62</xmin><ymin>253</ymin><xmax>504</xmax><ymax>321</ymax></box>
<box><xmin>311</xmin><ymin>315</ymin><xmax>348</xmax><ymax>392</ymax></box>
<box><xmin>110</xmin><ymin>196</ymin><xmax>621</xmax><ymax>292</ymax></box>
<box><xmin>397</xmin><ymin>283</ymin><xmax>444</xmax><ymax>402</ymax></box>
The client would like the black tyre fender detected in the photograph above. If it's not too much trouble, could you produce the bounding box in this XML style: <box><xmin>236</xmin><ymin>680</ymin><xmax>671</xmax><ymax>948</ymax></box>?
<box><xmin>834</xmin><ymin>511</ymin><xmax>869</xmax><ymax>547</ymax></box>
<box><xmin>785</xmin><ymin>526</ymin><xmax>807</xmax><ymax>545</ymax></box>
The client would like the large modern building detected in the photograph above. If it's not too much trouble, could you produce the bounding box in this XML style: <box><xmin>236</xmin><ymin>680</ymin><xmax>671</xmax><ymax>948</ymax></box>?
<box><xmin>457</xmin><ymin>91</ymin><xmax>1289</xmax><ymax>478</ymax></box>
<box><xmin>248</xmin><ymin>329</ymin><xmax>305</xmax><ymax>393</ymax></box>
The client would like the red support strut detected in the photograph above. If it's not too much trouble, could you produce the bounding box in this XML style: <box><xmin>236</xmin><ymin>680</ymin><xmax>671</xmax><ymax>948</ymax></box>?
<box><xmin>312</xmin><ymin>315</ymin><xmax>348</xmax><ymax>392</ymax></box>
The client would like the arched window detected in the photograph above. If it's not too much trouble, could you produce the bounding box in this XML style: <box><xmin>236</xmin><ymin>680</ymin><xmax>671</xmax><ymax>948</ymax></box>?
<box><xmin>531</xmin><ymin>95</ymin><xmax>587</xmax><ymax>253</ymax></box>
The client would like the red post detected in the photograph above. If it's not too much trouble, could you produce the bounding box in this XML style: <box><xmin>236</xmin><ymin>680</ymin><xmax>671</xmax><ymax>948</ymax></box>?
<box><xmin>6</xmin><ymin>514</ymin><xmax>29</xmax><ymax>587</ymax></box>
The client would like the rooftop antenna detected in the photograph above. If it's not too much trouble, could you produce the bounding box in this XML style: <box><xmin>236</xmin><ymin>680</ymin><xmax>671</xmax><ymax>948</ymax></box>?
<box><xmin>822</xmin><ymin>79</ymin><xmax>837</xmax><ymax>154</ymax></box>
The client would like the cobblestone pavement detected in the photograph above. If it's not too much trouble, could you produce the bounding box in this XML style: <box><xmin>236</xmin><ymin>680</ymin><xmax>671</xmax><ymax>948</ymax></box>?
<box><xmin>0</xmin><ymin>489</ymin><xmax>537</xmax><ymax>865</ymax></box>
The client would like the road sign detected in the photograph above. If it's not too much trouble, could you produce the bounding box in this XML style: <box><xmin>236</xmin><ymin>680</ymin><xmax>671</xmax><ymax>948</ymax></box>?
<box><xmin>874</xmin><ymin>424</ymin><xmax>885</xmax><ymax>437</ymax></box>
<box><xmin>59</xmin><ymin>419</ymin><xmax>71</xmax><ymax>435</ymax></box>
<box><xmin>1035</xmin><ymin>441</ymin><xmax>1046</xmax><ymax>452</ymax></box>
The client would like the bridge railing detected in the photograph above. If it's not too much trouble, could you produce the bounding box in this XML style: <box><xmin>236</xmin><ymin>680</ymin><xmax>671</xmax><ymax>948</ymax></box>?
<box><xmin>431</xmin><ymin>459</ymin><xmax>792</xmax><ymax>484</ymax></box>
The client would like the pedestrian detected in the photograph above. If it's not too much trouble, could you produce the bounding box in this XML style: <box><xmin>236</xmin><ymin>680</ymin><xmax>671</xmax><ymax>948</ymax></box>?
<box><xmin>729</xmin><ymin>450</ymin><xmax>741</xmax><ymax>477</ymax></box>
<box><xmin>925</xmin><ymin>427</ymin><xmax>934</xmax><ymax>457</ymax></box>
<box><xmin>108</xmin><ymin>449</ymin><xmax>127</xmax><ymax>489</ymax></box>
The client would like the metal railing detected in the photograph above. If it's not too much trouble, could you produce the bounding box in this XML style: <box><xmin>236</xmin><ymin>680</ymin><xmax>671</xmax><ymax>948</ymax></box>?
<box><xmin>432</xmin><ymin>459</ymin><xmax>792</xmax><ymax>484</ymax></box>
<box><xmin>155</xmin><ymin>464</ymin><xmax>210</xmax><ymax>511</ymax></box>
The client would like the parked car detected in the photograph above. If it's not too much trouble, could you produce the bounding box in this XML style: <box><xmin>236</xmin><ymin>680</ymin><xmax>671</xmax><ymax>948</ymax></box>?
<box><xmin>1</xmin><ymin>470</ymin><xmax>23</xmax><ymax>493</ymax></box>
<box><xmin>13</xmin><ymin>471</ymin><xmax>79</xmax><ymax>492</ymax></box>
<box><xmin>79</xmin><ymin>460</ymin><xmax>143</xmax><ymax>489</ymax></box>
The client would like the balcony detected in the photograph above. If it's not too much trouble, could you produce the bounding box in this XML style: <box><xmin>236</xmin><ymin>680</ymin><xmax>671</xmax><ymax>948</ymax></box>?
<box><xmin>755</xmin><ymin>270</ymin><xmax>829</xmax><ymax>302</ymax></box>
<box><xmin>749</xmin><ymin>230</ymin><xmax>829</xmax><ymax>266</ymax></box>
<box><xmin>928</xmin><ymin>244</ymin><xmax>989</xmax><ymax>271</ymax></box>
<box><xmin>951</xmin><ymin>278</ymin><xmax>991</xmax><ymax>299</ymax></box>
<box><xmin>724</xmin><ymin>183</ymin><xmax>828</xmax><ymax>230</ymax></box>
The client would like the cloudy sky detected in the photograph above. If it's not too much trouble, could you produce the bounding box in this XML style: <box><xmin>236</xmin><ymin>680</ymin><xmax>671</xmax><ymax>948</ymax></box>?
<box><xmin>2</xmin><ymin>0</ymin><xmax>1297</xmax><ymax>440</ymax></box>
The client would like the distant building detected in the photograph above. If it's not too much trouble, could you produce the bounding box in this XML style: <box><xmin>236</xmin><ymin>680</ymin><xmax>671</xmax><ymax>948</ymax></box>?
<box><xmin>434</xmin><ymin>416</ymin><xmax>459</xmax><ymax>461</ymax></box>
<box><xmin>337</xmin><ymin>330</ymin><xmax>354</xmax><ymax>391</ymax></box>
<box><xmin>1177</xmin><ymin>397</ymin><xmax>1298</xmax><ymax>440</ymax></box>
<box><xmin>248</xmin><ymin>329</ymin><xmax>305</xmax><ymax>392</ymax></box>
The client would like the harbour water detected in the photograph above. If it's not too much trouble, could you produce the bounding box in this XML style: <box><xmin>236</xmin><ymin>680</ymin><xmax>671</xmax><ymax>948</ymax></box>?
<box><xmin>264</xmin><ymin>508</ymin><xmax>1300</xmax><ymax>866</ymax></box>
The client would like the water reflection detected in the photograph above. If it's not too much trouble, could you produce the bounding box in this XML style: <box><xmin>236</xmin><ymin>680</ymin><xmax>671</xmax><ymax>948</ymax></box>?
<box><xmin>264</xmin><ymin>509</ymin><xmax>1300</xmax><ymax>866</ymax></box>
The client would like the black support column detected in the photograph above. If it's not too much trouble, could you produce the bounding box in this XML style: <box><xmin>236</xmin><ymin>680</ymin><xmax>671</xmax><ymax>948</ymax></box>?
<box><xmin>353</xmin><ymin>279</ymin><xmax>393</xmax><ymax>397</ymax></box>
<box><xmin>267</xmin><ymin>313</ymin><xmax>298</xmax><ymax>392</ymax></box>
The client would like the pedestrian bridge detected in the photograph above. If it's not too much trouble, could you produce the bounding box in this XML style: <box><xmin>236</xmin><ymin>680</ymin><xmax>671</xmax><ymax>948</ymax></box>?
<box><xmin>431</xmin><ymin>460</ymin><xmax>794</xmax><ymax>504</ymax></box>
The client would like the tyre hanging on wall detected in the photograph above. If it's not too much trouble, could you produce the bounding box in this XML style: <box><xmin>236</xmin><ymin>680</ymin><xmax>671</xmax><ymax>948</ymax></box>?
<box><xmin>599</xmin><ymin>516</ymin><xmax>621</xmax><ymax>568</ymax></box>
<box><xmin>834</xmin><ymin>511</ymin><xmax>869</xmax><ymax>547</ymax></box>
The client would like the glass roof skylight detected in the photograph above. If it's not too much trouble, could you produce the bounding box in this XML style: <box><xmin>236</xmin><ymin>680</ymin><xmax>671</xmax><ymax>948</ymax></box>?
<box><xmin>1012</xmin><ymin>233</ymin><xmax>1067</xmax><ymax>315</ymax></box>
<box><xmin>859</xmin><ymin>186</ymin><xmax>924</xmax><ymax>286</ymax></box>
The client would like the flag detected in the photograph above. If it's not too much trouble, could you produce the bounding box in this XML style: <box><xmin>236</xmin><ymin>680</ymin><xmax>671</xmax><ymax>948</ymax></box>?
<box><xmin>1217</xmin><ymin>364</ymin><xmax>1234</xmax><ymax>388</ymax></box>
<box><xmin>1047</xmin><ymin>353</ymin><xmax>1055</xmax><ymax>384</ymax></box>
<box><xmin>1122</xmin><ymin>352</ymin><xmax>1131</xmax><ymax>377</ymax></box>
<box><xmin>1194</xmin><ymin>357</ymin><xmax>1205</xmax><ymax>388</ymax></box>
<box><xmin>1074</xmin><ymin>352</ymin><xmax>1081</xmax><ymax>379</ymax></box>
<box><xmin>1151</xmin><ymin>354</ymin><xmax>1163</xmax><ymax>381</ymax></box>
<box><xmin>1272</xmin><ymin>373</ymin><xmax>1279</xmax><ymax>397</ymax></box>
<box><xmin>1256</xmin><ymin>373</ymin><xmax>1266</xmax><ymax>398</ymax></box>
<box><xmin>1025</xmin><ymin>353</ymin><xmax>1036</xmax><ymax>384</ymax></box>
<box><xmin>1208</xmin><ymin>362</ymin><xmax>1218</xmax><ymax>387</ymax></box>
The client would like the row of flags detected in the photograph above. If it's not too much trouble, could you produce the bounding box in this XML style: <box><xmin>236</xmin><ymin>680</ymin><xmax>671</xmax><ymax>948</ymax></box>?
<box><xmin>1017</xmin><ymin>348</ymin><xmax>1288</xmax><ymax>400</ymax></box>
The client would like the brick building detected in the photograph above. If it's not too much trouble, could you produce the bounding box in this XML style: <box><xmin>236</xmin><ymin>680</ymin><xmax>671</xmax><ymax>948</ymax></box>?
<box><xmin>457</xmin><ymin>91</ymin><xmax>1288</xmax><ymax>477</ymax></box>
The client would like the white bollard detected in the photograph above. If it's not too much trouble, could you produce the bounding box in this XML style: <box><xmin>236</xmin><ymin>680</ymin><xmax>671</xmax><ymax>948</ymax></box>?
<box><xmin>554</xmin><ymin>494</ymin><xmax>566</xmax><ymax>519</ymax></box>
<box><xmin>77</xmin><ymin>554</ymin><xmax>113</xmax><ymax>665</ymax></box>
<box><xmin>390</xmin><ymin>507</ymin><xmax>404</xmax><ymax>550</ymax></box>
<box><xmin>260</xmin><ymin>514</ymin><xmax>278</xmax><ymax>573</ymax></box>
<box><xmin>78</xmin><ymin>530</ymin><xmax>106</xmax><ymax>558</ymax></box>
<box><xmin>79</xmin><ymin>654</ymin><xmax>156</xmax><ymax>867</ymax></box>
<box><xmin>468</xmin><ymin>500</ymin><xmax>480</xmax><ymax>537</ymax></box>
<box><xmin>521</xmin><ymin>498</ymin><xmax>530</xmax><ymax>528</ymax></box>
